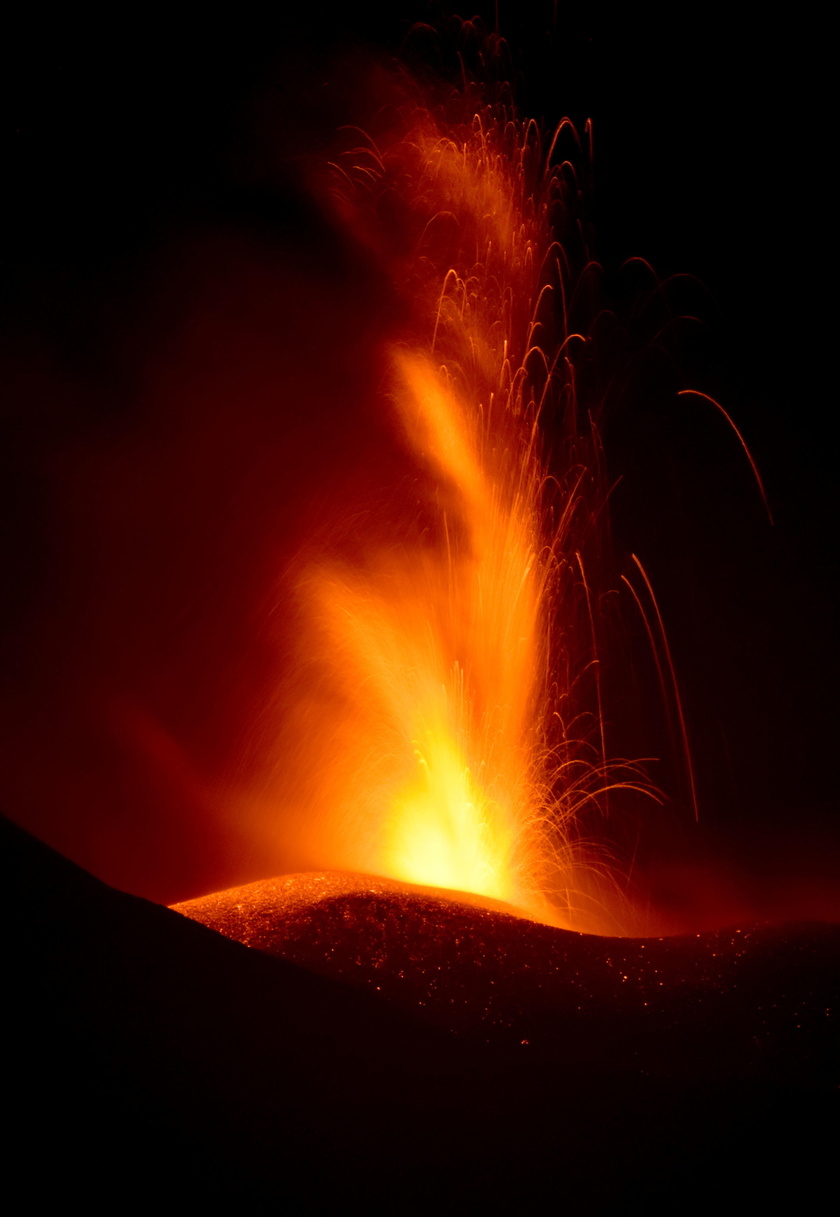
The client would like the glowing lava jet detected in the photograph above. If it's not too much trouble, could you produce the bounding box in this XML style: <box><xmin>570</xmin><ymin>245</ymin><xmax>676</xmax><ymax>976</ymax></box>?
<box><xmin>190</xmin><ymin>76</ymin><xmax>650</xmax><ymax>932</ymax></box>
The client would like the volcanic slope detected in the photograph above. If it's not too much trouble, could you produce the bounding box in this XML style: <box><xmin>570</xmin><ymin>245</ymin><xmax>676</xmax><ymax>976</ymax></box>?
<box><xmin>175</xmin><ymin>870</ymin><xmax>840</xmax><ymax>1081</ymax></box>
<box><xmin>5</xmin><ymin>815</ymin><xmax>838</xmax><ymax>1210</ymax></box>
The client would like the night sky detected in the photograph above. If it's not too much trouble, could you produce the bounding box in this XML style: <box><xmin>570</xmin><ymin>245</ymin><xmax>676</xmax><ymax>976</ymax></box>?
<box><xmin>2</xmin><ymin>6</ymin><xmax>835</xmax><ymax>923</ymax></box>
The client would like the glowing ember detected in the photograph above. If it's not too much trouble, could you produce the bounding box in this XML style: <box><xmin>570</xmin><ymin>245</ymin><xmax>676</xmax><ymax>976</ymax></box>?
<box><xmin>253</xmin><ymin>83</ymin><xmax>647</xmax><ymax>929</ymax></box>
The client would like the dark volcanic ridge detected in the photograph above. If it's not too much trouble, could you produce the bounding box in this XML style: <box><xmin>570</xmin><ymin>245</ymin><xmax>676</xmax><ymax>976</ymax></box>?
<box><xmin>174</xmin><ymin>871</ymin><xmax>840</xmax><ymax>1085</ymax></box>
<box><xmin>6</xmin><ymin>815</ymin><xmax>839</xmax><ymax>1209</ymax></box>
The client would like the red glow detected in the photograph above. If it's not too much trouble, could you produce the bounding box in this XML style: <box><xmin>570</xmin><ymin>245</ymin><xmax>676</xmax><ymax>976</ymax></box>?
<box><xmin>4</xmin><ymin>28</ymin><xmax>836</xmax><ymax>937</ymax></box>
<box><xmin>225</xmin><ymin>85</ymin><xmax>667</xmax><ymax>932</ymax></box>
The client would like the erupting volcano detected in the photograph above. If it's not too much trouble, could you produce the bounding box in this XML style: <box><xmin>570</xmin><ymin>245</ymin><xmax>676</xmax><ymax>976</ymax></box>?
<box><xmin>5</xmin><ymin>14</ymin><xmax>833</xmax><ymax>926</ymax></box>
<box><xmin>4</xmin><ymin>12</ymin><xmax>837</xmax><ymax>1211</ymax></box>
<box><xmin>170</xmin><ymin>58</ymin><xmax>669</xmax><ymax>938</ymax></box>
<box><xmin>246</xmin><ymin>82</ymin><xmax>642</xmax><ymax>928</ymax></box>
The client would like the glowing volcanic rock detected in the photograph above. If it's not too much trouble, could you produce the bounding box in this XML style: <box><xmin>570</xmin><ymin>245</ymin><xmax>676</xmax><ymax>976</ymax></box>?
<box><xmin>9</xmin><ymin>813</ymin><xmax>838</xmax><ymax>1209</ymax></box>
<box><xmin>174</xmin><ymin>874</ymin><xmax>840</xmax><ymax>1077</ymax></box>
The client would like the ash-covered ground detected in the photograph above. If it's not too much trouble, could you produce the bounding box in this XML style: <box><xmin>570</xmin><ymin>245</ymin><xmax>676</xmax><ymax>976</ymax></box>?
<box><xmin>175</xmin><ymin>871</ymin><xmax>839</xmax><ymax>1080</ymax></box>
<box><xmin>6</xmin><ymin>815</ymin><xmax>837</xmax><ymax>1210</ymax></box>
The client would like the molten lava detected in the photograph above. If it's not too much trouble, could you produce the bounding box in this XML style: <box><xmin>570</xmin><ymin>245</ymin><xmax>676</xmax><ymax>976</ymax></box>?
<box><xmin>227</xmin><ymin>80</ymin><xmax>652</xmax><ymax>929</ymax></box>
<box><xmin>302</xmin><ymin>344</ymin><xmax>549</xmax><ymax>913</ymax></box>
<box><xmin>258</xmin><ymin>89</ymin><xmax>642</xmax><ymax>929</ymax></box>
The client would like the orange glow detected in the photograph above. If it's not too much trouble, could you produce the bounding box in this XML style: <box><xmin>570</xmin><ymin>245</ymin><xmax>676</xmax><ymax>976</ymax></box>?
<box><xmin>253</xmin><ymin>88</ymin><xmax>650</xmax><ymax>931</ymax></box>
<box><xmin>306</xmin><ymin>348</ymin><xmax>545</xmax><ymax>910</ymax></box>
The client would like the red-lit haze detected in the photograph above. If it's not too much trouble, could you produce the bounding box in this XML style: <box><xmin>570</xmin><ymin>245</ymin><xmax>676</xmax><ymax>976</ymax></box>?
<box><xmin>0</xmin><ymin>66</ymin><xmax>626</xmax><ymax>928</ymax></box>
<box><xmin>2</xmin><ymin>43</ymin><xmax>836</xmax><ymax>935</ymax></box>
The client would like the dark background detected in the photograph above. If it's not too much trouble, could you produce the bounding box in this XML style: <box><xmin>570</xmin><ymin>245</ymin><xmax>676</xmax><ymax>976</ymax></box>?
<box><xmin>1</xmin><ymin>5</ymin><xmax>835</xmax><ymax>924</ymax></box>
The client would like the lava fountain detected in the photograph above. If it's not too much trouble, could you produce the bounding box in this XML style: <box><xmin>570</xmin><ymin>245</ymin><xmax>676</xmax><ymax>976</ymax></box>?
<box><xmin>181</xmin><ymin>65</ymin><xmax>654</xmax><ymax>934</ymax></box>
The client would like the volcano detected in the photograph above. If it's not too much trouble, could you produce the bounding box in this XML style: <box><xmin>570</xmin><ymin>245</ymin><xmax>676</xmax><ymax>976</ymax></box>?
<box><xmin>3</xmin><ymin>12</ymin><xmax>838</xmax><ymax>1210</ymax></box>
<box><xmin>6</xmin><ymin>814</ymin><xmax>837</xmax><ymax>1209</ymax></box>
